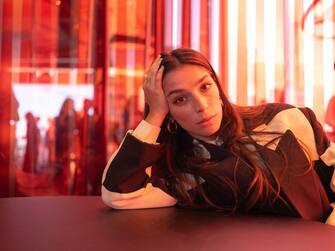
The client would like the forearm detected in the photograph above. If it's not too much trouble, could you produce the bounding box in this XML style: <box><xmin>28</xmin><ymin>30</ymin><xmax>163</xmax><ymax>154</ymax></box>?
<box><xmin>102</xmin><ymin>120</ymin><xmax>164</xmax><ymax>193</ymax></box>
<box><xmin>101</xmin><ymin>120</ymin><xmax>178</xmax><ymax>209</ymax></box>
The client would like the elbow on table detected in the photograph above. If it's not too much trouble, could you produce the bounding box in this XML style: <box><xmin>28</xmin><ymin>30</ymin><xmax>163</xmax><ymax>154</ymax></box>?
<box><xmin>101</xmin><ymin>185</ymin><xmax>151</xmax><ymax>210</ymax></box>
<box><xmin>101</xmin><ymin>185</ymin><xmax>128</xmax><ymax>209</ymax></box>
<box><xmin>101</xmin><ymin>183</ymin><xmax>178</xmax><ymax>210</ymax></box>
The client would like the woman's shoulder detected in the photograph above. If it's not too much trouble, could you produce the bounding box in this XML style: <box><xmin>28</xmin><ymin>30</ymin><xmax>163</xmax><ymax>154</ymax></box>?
<box><xmin>241</xmin><ymin>103</ymin><xmax>321</xmax><ymax>158</ymax></box>
<box><xmin>238</xmin><ymin>102</ymin><xmax>296</xmax><ymax>130</ymax></box>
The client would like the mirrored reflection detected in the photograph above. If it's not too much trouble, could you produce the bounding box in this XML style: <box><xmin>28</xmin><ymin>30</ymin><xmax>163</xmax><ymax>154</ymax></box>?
<box><xmin>14</xmin><ymin>85</ymin><xmax>96</xmax><ymax>195</ymax></box>
<box><xmin>0</xmin><ymin>0</ymin><xmax>105</xmax><ymax>196</ymax></box>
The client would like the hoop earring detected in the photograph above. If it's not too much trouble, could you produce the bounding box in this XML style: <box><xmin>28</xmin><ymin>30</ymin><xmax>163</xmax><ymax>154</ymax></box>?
<box><xmin>167</xmin><ymin>120</ymin><xmax>178</xmax><ymax>134</ymax></box>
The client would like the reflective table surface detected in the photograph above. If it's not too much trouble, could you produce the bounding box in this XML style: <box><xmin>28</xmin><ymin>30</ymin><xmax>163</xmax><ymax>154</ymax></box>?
<box><xmin>1</xmin><ymin>196</ymin><xmax>335</xmax><ymax>251</ymax></box>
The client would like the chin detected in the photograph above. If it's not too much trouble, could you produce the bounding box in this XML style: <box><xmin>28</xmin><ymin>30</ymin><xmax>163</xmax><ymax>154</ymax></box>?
<box><xmin>202</xmin><ymin>128</ymin><xmax>221</xmax><ymax>139</ymax></box>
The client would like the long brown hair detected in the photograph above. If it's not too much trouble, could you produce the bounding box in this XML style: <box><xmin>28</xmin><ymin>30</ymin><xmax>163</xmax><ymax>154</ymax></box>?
<box><xmin>146</xmin><ymin>48</ymin><xmax>286</xmax><ymax>213</ymax></box>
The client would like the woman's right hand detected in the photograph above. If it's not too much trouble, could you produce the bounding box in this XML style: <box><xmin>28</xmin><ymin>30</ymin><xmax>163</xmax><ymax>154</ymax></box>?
<box><xmin>143</xmin><ymin>55</ymin><xmax>169</xmax><ymax>127</ymax></box>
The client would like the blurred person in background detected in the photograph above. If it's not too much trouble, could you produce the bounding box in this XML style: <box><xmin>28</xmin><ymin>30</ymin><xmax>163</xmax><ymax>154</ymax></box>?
<box><xmin>0</xmin><ymin>68</ymin><xmax>19</xmax><ymax>196</ymax></box>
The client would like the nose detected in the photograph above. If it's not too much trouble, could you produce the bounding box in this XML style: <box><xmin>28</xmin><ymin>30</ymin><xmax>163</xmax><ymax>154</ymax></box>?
<box><xmin>193</xmin><ymin>94</ymin><xmax>208</xmax><ymax>113</ymax></box>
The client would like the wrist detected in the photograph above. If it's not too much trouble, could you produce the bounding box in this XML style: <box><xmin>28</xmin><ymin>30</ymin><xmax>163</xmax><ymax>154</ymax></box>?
<box><xmin>145</xmin><ymin>111</ymin><xmax>167</xmax><ymax>127</ymax></box>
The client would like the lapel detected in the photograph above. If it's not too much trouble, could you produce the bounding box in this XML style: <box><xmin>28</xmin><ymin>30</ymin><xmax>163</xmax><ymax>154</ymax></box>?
<box><xmin>256</xmin><ymin>129</ymin><xmax>330</xmax><ymax>221</ymax></box>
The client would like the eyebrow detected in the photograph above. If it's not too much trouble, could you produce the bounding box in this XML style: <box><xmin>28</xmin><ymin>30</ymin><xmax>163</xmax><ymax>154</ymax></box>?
<box><xmin>166</xmin><ymin>74</ymin><xmax>211</xmax><ymax>97</ymax></box>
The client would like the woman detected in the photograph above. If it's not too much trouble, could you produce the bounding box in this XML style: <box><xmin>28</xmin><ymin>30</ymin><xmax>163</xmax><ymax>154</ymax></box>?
<box><xmin>102</xmin><ymin>48</ymin><xmax>335</xmax><ymax>224</ymax></box>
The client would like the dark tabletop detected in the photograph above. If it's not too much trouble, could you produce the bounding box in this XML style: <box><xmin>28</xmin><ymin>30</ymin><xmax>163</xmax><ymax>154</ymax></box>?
<box><xmin>1</xmin><ymin>196</ymin><xmax>335</xmax><ymax>251</ymax></box>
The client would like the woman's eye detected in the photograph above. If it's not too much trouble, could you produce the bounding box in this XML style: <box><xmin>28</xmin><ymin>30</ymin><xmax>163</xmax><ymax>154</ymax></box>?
<box><xmin>173</xmin><ymin>96</ymin><xmax>187</xmax><ymax>105</ymax></box>
<box><xmin>200</xmin><ymin>83</ymin><xmax>211</xmax><ymax>92</ymax></box>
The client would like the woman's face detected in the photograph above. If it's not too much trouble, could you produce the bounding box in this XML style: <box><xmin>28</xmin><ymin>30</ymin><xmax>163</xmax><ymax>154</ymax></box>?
<box><xmin>163</xmin><ymin>64</ymin><xmax>223</xmax><ymax>142</ymax></box>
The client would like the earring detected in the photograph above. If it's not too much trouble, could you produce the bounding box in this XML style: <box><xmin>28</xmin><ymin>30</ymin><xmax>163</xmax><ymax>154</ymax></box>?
<box><xmin>167</xmin><ymin>120</ymin><xmax>178</xmax><ymax>134</ymax></box>
<box><xmin>219</xmin><ymin>98</ymin><xmax>224</xmax><ymax>106</ymax></box>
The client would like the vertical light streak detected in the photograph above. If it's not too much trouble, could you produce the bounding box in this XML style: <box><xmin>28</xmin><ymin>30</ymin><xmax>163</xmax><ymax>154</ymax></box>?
<box><xmin>54</xmin><ymin>68</ymin><xmax>59</xmax><ymax>84</ymax></box>
<box><xmin>322</xmin><ymin>0</ymin><xmax>334</xmax><ymax>109</ymax></box>
<box><xmin>12</xmin><ymin>1</ymin><xmax>22</xmax><ymax>83</ymax></box>
<box><xmin>246</xmin><ymin>0</ymin><xmax>256</xmax><ymax>105</ymax></box>
<box><xmin>164</xmin><ymin>0</ymin><xmax>173</xmax><ymax>48</ymax></box>
<box><xmin>10</xmin><ymin>0</ymin><xmax>22</xmax><ymax>196</ymax></box>
<box><xmin>0</xmin><ymin>1</ymin><xmax>3</xmax><ymax>64</ymax></box>
<box><xmin>283</xmin><ymin>0</ymin><xmax>296</xmax><ymax>104</ymax></box>
<box><xmin>209</xmin><ymin>0</ymin><xmax>220</xmax><ymax>73</ymax></box>
<box><xmin>264</xmin><ymin>0</ymin><xmax>276</xmax><ymax>102</ymax></box>
<box><xmin>87</xmin><ymin>0</ymin><xmax>95</xmax><ymax>73</ymax></box>
<box><xmin>303</xmin><ymin>0</ymin><xmax>314</xmax><ymax>108</ymax></box>
<box><xmin>126</xmin><ymin>1</ymin><xmax>135</xmax><ymax>97</ymax></box>
<box><xmin>126</xmin><ymin>41</ymin><xmax>135</xmax><ymax>129</ymax></box>
<box><xmin>228</xmin><ymin>0</ymin><xmax>238</xmax><ymax>103</ymax></box>
<box><xmin>191</xmin><ymin>0</ymin><xmax>201</xmax><ymax>51</ymax></box>
<box><xmin>288</xmin><ymin>0</ymin><xmax>295</xmax><ymax>104</ymax></box>
<box><xmin>69</xmin><ymin>68</ymin><xmax>78</xmax><ymax>85</ymax></box>
<box><xmin>126</xmin><ymin>54</ymin><xmax>136</xmax><ymax>97</ymax></box>
<box><xmin>172</xmin><ymin>0</ymin><xmax>182</xmax><ymax>49</ymax></box>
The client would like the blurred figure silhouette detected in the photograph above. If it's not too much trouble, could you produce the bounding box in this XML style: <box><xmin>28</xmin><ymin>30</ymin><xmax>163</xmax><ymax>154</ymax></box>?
<box><xmin>0</xmin><ymin>68</ymin><xmax>20</xmax><ymax>196</ymax></box>
<box><xmin>77</xmin><ymin>98</ymin><xmax>104</xmax><ymax>195</ymax></box>
<box><xmin>54</xmin><ymin>97</ymin><xmax>80</xmax><ymax>194</ymax></box>
<box><xmin>22</xmin><ymin>112</ymin><xmax>40</xmax><ymax>174</ymax></box>
<box><xmin>76</xmin><ymin>99</ymin><xmax>95</xmax><ymax>194</ymax></box>
<box><xmin>46</xmin><ymin>118</ymin><xmax>56</xmax><ymax>168</ymax></box>
<box><xmin>16</xmin><ymin>112</ymin><xmax>52</xmax><ymax>196</ymax></box>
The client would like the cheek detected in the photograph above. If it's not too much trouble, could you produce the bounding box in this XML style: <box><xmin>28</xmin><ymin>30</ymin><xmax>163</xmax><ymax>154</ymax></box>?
<box><xmin>210</xmin><ymin>92</ymin><xmax>222</xmax><ymax>108</ymax></box>
<box><xmin>169</xmin><ymin>105</ymin><xmax>194</xmax><ymax>122</ymax></box>
<box><xmin>212</xmin><ymin>98</ymin><xmax>222</xmax><ymax>110</ymax></box>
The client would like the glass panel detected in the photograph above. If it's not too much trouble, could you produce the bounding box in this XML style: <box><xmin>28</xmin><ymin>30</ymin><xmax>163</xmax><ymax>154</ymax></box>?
<box><xmin>106</xmin><ymin>0</ymin><xmax>148</xmax><ymax>155</ymax></box>
<box><xmin>0</xmin><ymin>0</ymin><xmax>105</xmax><ymax>196</ymax></box>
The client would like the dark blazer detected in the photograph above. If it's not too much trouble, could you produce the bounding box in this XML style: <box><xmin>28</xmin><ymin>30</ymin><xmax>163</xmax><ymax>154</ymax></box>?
<box><xmin>102</xmin><ymin>103</ymin><xmax>335</xmax><ymax>222</ymax></box>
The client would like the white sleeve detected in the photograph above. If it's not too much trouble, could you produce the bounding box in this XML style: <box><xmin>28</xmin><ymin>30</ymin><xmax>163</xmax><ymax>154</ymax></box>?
<box><xmin>101</xmin><ymin>182</ymin><xmax>177</xmax><ymax>209</ymax></box>
<box><xmin>131</xmin><ymin>119</ymin><xmax>161</xmax><ymax>144</ymax></box>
